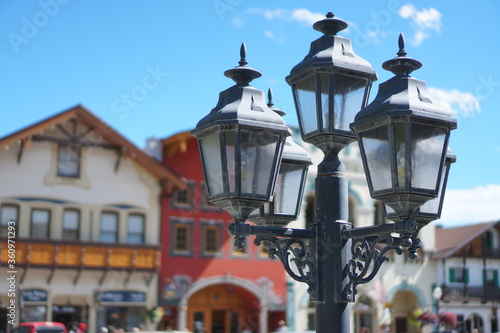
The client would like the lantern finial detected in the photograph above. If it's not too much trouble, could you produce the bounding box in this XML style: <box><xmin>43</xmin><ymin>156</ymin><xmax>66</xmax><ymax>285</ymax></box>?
<box><xmin>239</xmin><ymin>43</ymin><xmax>248</xmax><ymax>66</ymax></box>
<box><xmin>313</xmin><ymin>12</ymin><xmax>348</xmax><ymax>35</ymax></box>
<box><xmin>224</xmin><ymin>43</ymin><xmax>262</xmax><ymax>85</ymax></box>
<box><xmin>397</xmin><ymin>33</ymin><xmax>407</xmax><ymax>57</ymax></box>
<box><xmin>382</xmin><ymin>33</ymin><xmax>422</xmax><ymax>76</ymax></box>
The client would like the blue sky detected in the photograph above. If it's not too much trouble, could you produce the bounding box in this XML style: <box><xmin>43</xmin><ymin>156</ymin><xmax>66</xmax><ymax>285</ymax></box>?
<box><xmin>1</xmin><ymin>1</ymin><xmax>499</xmax><ymax>227</ymax></box>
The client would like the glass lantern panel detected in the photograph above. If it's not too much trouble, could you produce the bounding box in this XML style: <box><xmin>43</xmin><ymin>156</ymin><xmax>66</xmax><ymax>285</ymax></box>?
<box><xmin>319</xmin><ymin>73</ymin><xmax>330</xmax><ymax>131</ymax></box>
<box><xmin>224</xmin><ymin>131</ymin><xmax>237</xmax><ymax>193</ymax></box>
<box><xmin>199</xmin><ymin>131</ymin><xmax>224</xmax><ymax>196</ymax></box>
<box><xmin>333</xmin><ymin>73</ymin><xmax>369</xmax><ymax>131</ymax></box>
<box><xmin>359</xmin><ymin>124</ymin><xmax>391</xmax><ymax>192</ymax></box>
<box><xmin>273</xmin><ymin>162</ymin><xmax>305</xmax><ymax>215</ymax></box>
<box><xmin>240</xmin><ymin>130</ymin><xmax>281</xmax><ymax>196</ymax></box>
<box><xmin>411</xmin><ymin>123</ymin><xmax>447</xmax><ymax>190</ymax></box>
<box><xmin>294</xmin><ymin>75</ymin><xmax>317</xmax><ymax>135</ymax></box>
<box><xmin>417</xmin><ymin>152</ymin><xmax>450</xmax><ymax>214</ymax></box>
<box><xmin>393</xmin><ymin>122</ymin><xmax>407</xmax><ymax>188</ymax></box>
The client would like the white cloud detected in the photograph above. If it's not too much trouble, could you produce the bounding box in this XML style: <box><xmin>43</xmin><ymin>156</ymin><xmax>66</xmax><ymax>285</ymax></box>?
<box><xmin>264</xmin><ymin>30</ymin><xmax>274</xmax><ymax>39</ymax></box>
<box><xmin>246</xmin><ymin>8</ymin><xmax>324</xmax><ymax>26</ymax></box>
<box><xmin>232</xmin><ymin>18</ymin><xmax>244</xmax><ymax>28</ymax></box>
<box><xmin>290</xmin><ymin>9</ymin><xmax>325</xmax><ymax>26</ymax></box>
<box><xmin>414</xmin><ymin>7</ymin><xmax>442</xmax><ymax>32</ymax></box>
<box><xmin>427</xmin><ymin>87</ymin><xmax>481</xmax><ymax>118</ymax></box>
<box><xmin>438</xmin><ymin>185</ymin><xmax>500</xmax><ymax>226</ymax></box>
<box><xmin>398</xmin><ymin>4</ymin><xmax>442</xmax><ymax>46</ymax></box>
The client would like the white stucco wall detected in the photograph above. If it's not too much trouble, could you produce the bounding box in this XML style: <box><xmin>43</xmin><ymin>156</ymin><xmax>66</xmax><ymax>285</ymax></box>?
<box><xmin>0</xmin><ymin>141</ymin><xmax>162</xmax><ymax>243</ymax></box>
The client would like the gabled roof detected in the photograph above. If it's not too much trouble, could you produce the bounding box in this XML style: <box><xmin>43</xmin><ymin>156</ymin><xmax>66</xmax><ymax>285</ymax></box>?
<box><xmin>434</xmin><ymin>220</ymin><xmax>500</xmax><ymax>259</ymax></box>
<box><xmin>0</xmin><ymin>104</ymin><xmax>186</xmax><ymax>191</ymax></box>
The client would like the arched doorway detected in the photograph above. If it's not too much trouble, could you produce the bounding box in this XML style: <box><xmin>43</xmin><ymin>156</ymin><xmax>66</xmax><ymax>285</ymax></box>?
<box><xmin>188</xmin><ymin>284</ymin><xmax>254</xmax><ymax>333</ymax></box>
<box><xmin>392</xmin><ymin>290</ymin><xmax>419</xmax><ymax>333</ymax></box>
<box><xmin>178</xmin><ymin>276</ymin><xmax>267</xmax><ymax>333</ymax></box>
<box><xmin>466</xmin><ymin>313</ymin><xmax>484</xmax><ymax>333</ymax></box>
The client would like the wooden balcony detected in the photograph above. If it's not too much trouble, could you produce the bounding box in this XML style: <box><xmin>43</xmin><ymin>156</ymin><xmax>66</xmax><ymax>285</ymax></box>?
<box><xmin>0</xmin><ymin>238</ymin><xmax>161</xmax><ymax>271</ymax></box>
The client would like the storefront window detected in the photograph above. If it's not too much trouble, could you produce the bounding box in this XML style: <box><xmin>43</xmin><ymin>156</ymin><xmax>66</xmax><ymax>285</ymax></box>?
<box><xmin>22</xmin><ymin>305</ymin><xmax>47</xmax><ymax>322</ymax></box>
<box><xmin>97</xmin><ymin>306</ymin><xmax>146</xmax><ymax>331</ymax></box>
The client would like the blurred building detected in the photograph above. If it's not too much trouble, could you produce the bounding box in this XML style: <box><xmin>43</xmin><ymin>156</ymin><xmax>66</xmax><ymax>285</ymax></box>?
<box><xmin>434</xmin><ymin>221</ymin><xmax>500</xmax><ymax>333</ymax></box>
<box><xmin>0</xmin><ymin>105</ymin><xmax>185</xmax><ymax>333</ymax></box>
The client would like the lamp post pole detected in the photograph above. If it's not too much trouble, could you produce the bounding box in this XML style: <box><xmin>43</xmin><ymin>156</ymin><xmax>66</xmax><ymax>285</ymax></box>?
<box><xmin>314</xmin><ymin>151</ymin><xmax>351</xmax><ymax>333</ymax></box>
<box><xmin>193</xmin><ymin>12</ymin><xmax>457</xmax><ymax>333</ymax></box>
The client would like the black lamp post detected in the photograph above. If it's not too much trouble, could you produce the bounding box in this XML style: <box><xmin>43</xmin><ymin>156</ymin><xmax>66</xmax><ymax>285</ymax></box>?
<box><xmin>193</xmin><ymin>12</ymin><xmax>456</xmax><ymax>333</ymax></box>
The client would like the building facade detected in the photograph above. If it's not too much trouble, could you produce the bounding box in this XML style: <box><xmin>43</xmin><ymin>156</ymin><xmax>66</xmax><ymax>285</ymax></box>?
<box><xmin>0</xmin><ymin>106</ymin><xmax>185</xmax><ymax>333</ymax></box>
<box><xmin>434</xmin><ymin>222</ymin><xmax>500</xmax><ymax>333</ymax></box>
<box><xmin>157</xmin><ymin>131</ymin><xmax>288</xmax><ymax>333</ymax></box>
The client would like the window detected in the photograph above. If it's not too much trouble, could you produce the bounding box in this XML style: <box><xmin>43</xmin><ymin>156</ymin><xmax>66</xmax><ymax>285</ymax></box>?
<box><xmin>171</xmin><ymin>220</ymin><xmax>193</xmax><ymax>256</ymax></box>
<box><xmin>449</xmin><ymin>267</ymin><xmax>469</xmax><ymax>283</ymax></box>
<box><xmin>484</xmin><ymin>269</ymin><xmax>499</xmax><ymax>287</ymax></box>
<box><xmin>100</xmin><ymin>212</ymin><xmax>118</xmax><ymax>242</ymax></box>
<box><xmin>485</xmin><ymin>231</ymin><xmax>495</xmax><ymax>249</ymax></box>
<box><xmin>57</xmin><ymin>144</ymin><xmax>81</xmax><ymax>178</ymax></box>
<box><xmin>1</xmin><ymin>204</ymin><xmax>18</xmax><ymax>236</ymax></box>
<box><xmin>127</xmin><ymin>214</ymin><xmax>145</xmax><ymax>244</ymax></box>
<box><xmin>204</xmin><ymin>226</ymin><xmax>218</xmax><ymax>252</ymax></box>
<box><xmin>171</xmin><ymin>183</ymin><xmax>194</xmax><ymax>209</ymax></box>
<box><xmin>31</xmin><ymin>209</ymin><xmax>50</xmax><ymax>238</ymax></box>
<box><xmin>175</xmin><ymin>225</ymin><xmax>189</xmax><ymax>251</ymax></box>
<box><xmin>62</xmin><ymin>209</ymin><xmax>80</xmax><ymax>240</ymax></box>
<box><xmin>201</xmin><ymin>223</ymin><xmax>221</xmax><ymax>256</ymax></box>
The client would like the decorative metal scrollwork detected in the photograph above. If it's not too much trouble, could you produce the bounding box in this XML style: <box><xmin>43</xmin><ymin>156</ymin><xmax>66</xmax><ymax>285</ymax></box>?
<box><xmin>345</xmin><ymin>235</ymin><xmax>410</xmax><ymax>300</ymax></box>
<box><xmin>254</xmin><ymin>236</ymin><xmax>314</xmax><ymax>294</ymax></box>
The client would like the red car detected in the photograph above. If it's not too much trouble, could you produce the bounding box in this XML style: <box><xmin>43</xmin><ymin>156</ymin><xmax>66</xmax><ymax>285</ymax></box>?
<box><xmin>12</xmin><ymin>322</ymin><xmax>68</xmax><ymax>333</ymax></box>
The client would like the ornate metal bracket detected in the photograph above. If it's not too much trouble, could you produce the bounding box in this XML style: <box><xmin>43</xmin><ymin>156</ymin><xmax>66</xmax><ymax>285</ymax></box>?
<box><xmin>254</xmin><ymin>236</ymin><xmax>314</xmax><ymax>295</ymax></box>
<box><xmin>345</xmin><ymin>235</ymin><xmax>413</xmax><ymax>301</ymax></box>
<box><xmin>341</xmin><ymin>219</ymin><xmax>420</xmax><ymax>301</ymax></box>
<box><xmin>228</xmin><ymin>219</ymin><xmax>421</xmax><ymax>303</ymax></box>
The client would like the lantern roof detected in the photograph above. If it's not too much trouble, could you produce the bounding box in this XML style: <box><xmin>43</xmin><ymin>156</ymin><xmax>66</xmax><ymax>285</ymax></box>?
<box><xmin>193</xmin><ymin>44</ymin><xmax>290</xmax><ymax>137</ymax></box>
<box><xmin>353</xmin><ymin>34</ymin><xmax>457</xmax><ymax>128</ymax></box>
<box><xmin>286</xmin><ymin>12</ymin><xmax>377</xmax><ymax>84</ymax></box>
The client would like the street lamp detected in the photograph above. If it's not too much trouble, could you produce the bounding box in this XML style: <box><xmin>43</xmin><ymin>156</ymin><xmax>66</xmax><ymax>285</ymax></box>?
<box><xmin>248</xmin><ymin>88</ymin><xmax>312</xmax><ymax>227</ymax></box>
<box><xmin>351</xmin><ymin>33</ymin><xmax>457</xmax><ymax>224</ymax></box>
<box><xmin>286</xmin><ymin>12</ymin><xmax>377</xmax><ymax>154</ymax></box>
<box><xmin>192</xmin><ymin>12</ymin><xmax>456</xmax><ymax>333</ymax></box>
<box><xmin>191</xmin><ymin>44</ymin><xmax>291</xmax><ymax>228</ymax></box>
<box><xmin>433</xmin><ymin>286</ymin><xmax>443</xmax><ymax>331</ymax></box>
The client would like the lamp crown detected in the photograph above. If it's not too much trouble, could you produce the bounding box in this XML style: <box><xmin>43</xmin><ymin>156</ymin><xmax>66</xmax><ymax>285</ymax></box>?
<box><xmin>382</xmin><ymin>33</ymin><xmax>422</xmax><ymax>76</ymax></box>
<box><xmin>224</xmin><ymin>43</ymin><xmax>262</xmax><ymax>85</ymax></box>
<box><xmin>313</xmin><ymin>12</ymin><xmax>348</xmax><ymax>35</ymax></box>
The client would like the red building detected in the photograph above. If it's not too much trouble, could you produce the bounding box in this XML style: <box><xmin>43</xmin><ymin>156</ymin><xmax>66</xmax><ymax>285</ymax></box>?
<box><xmin>158</xmin><ymin>131</ymin><xmax>287</xmax><ymax>333</ymax></box>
